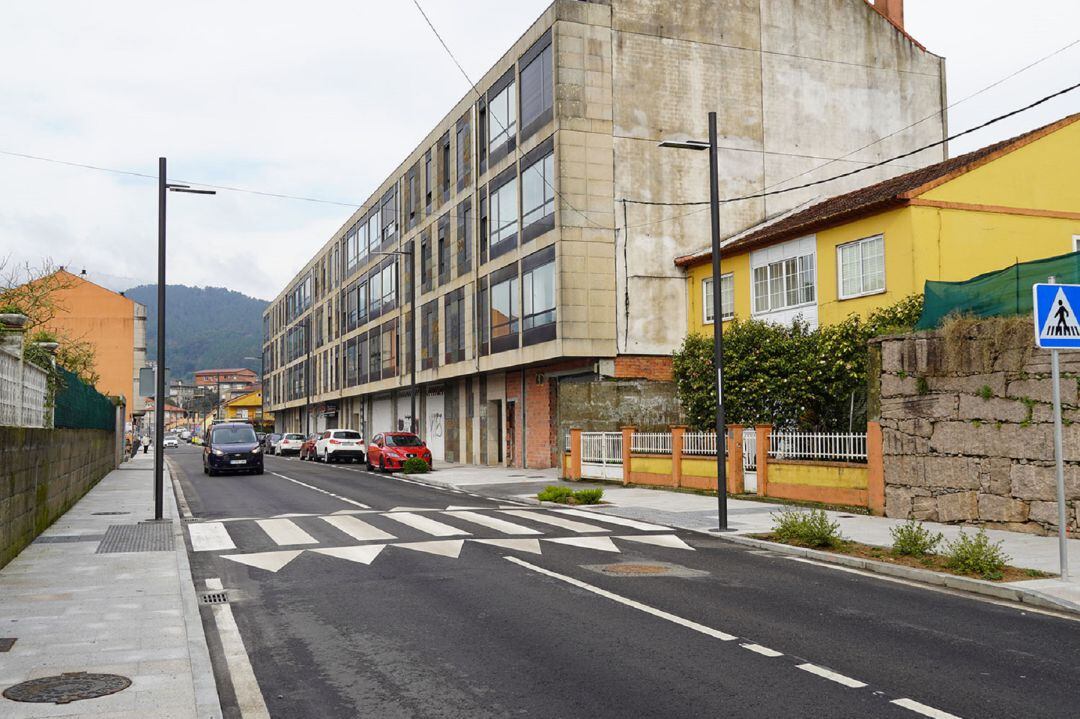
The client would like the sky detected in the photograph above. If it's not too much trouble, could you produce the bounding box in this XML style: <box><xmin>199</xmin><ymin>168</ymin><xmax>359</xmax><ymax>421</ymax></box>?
<box><xmin>1</xmin><ymin>1</ymin><xmax>1077</xmax><ymax>301</ymax></box>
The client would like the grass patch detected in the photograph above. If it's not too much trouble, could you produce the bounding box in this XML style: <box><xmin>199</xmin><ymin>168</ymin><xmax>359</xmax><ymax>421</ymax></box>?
<box><xmin>771</xmin><ymin>509</ymin><xmax>845</xmax><ymax>549</ymax></box>
<box><xmin>890</xmin><ymin>519</ymin><xmax>942</xmax><ymax>557</ymax></box>
<box><xmin>537</xmin><ymin>485</ymin><xmax>605</xmax><ymax>505</ymax></box>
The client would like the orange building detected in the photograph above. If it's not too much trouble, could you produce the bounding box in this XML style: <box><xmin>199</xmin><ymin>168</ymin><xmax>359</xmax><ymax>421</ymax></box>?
<box><xmin>40</xmin><ymin>270</ymin><xmax>147</xmax><ymax>421</ymax></box>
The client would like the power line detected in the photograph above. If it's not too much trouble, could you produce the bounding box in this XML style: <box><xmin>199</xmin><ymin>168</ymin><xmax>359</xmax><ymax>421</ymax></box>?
<box><xmin>621</xmin><ymin>79</ymin><xmax>1080</xmax><ymax>209</ymax></box>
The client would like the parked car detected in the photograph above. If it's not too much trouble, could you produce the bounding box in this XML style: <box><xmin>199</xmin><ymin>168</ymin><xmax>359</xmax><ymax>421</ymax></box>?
<box><xmin>366</xmin><ymin>432</ymin><xmax>432</xmax><ymax>472</ymax></box>
<box><xmin>264</xmin><ymin>433</ymin><xmax>282</xmax><ymax>454</ymax></box>
<box><xmin>275</xmin><ymin>433</ymin><xmax>305</xmax><ymax>456</ymax></box>
<box><xmin>179</xmin><ymin>430</ymin><xmax>192</xmax><ymax>441</ymax></box>
<box><xmin>315</xmin><ymin>429</ymin><xmax>366</xmax><ymax>464</ymax></box>
<box><xmin>203</xmin><ymin>422</ymin><xmax>264</xmax><ymax>476</ymax></box>
<box><xmin>163</xmin><ymin>435</ymin><xmax>179</xmax><ymax>448</ymax></box>
<box><xmin>256</xmin><ymin>432</ymin><xmax>266</xmax><ymax>446</ymax></box>
<box><xmin>298</xmin><ymin>433</ymin><xmax>321</xmax><ymax>461</ymax></box>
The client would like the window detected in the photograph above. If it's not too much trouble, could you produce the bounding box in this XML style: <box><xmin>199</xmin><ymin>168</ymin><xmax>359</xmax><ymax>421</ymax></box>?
<box><xmin>457</xmin><ymin>198</ymin><xmax>473</xmax><ymax>275</ymax></box>
<box><xmin>407</xmin><ymin>164</ymin><xmax>419</xmax><ymax>229</ymax></box>
<box><xmin>522</xmin><ymin>245</ymin><xmax>556</xmax><ymax>345</ymax></box>
<box><xmin>753</xmin><ymin>254</ymin><xmax>815</xmax><ymax>314</ymax></box>
<box><xmin>437</xmin><ymin>214</ymin><xmax>450</xmax><ymax>286</ymax></box>
<box><xmin>380</xmin><ymin>261</ymin><xmax>396</xmax><ymax>312</ymax></box>
<box><xmin>367</xmin><ymin>328</ymin><xmax>380</xmax><ymax>381</ymax></box>
<box><xmin>489</xmin><ymin>264</ymin><xmax>519</xmax><ymax>353</ymax></box>
<box><xmin>357</xmin><ymin>334</ymin><xmax>368</xmax><ymax>384</ymax></box>
<box><xmin>440</xmin><ymin>132</ymin><xmax>451</xmax><ymax>203</ymax></box>
<box><xmin>489</xmin><ymin>170</ymin><xmax>518</xmax><ymax>258</ymax></box>
<box><xmin>421</xmin><ymin>299</ymin><xmax>440</xmax><ymax>370</ymax></box>
<box><xmin>477</xmin><ymin>98</ymin><xmax>488</xmax><ymax>175</ymax></box>
<box><xmin>345</xmin><ymin>338</ymin><xmax>358</xmax><ymax>387</ymax></box>
<box><xmin>1073</xmin><ymin>234</ymin><xmax>1079</xmax><ymax>252</ymax></box>
<box><xmin>420</xmin><ymin>228</ymin><xmax>432</xmax><ymax>293</ymax></box>
<box><xmin>488</xmin><ymin>72</ymin><xmax>516</xmax><ymax>157</ymax></box>
<box><xmin>380</xmin><ymin>319</ymin><xmax>397</xmax><ymax>379</ymax></box>
<box><xmin>424</xmin><ymin>149</ymin><xmax>433</xmax><ymax>212</ymax></box>
<box><xmin>456</xmin><ymin>112</ymin><xmax>472</xmax><ymax>192</ymax></box>
<box><xmin>344</xmin><ymin>231</ymin><xmax>357</xmax><ymax>277</ymax></box>
<box><xmin>357</xmin><ymin>280</ymin><xmax>368</xmax><ymax>325</ymax></box>
<box><xmin>381</xmin><ymin>187</ymin><xmax>397</xmax><ymax>243</ymax></box>
<box><xmin>367</xmin><ymin>212</ymin><xmax>380</xmax><ymax>256</ymax></box>
<box><xmin>357</xmin><ymin>222</ymin><xmax>368</xmax><ymax>267</ymax></box>
<box><xmin>444</xmin><ymin>288</ymin><xmax>465</xmax><ymax>364</ymax></box>
<box><xmin>479</xmin><ymin>188</ymin><xmax>489</xmax><ymax>264</ymax></box>
<box><xmin>837</xmin><ymin>235</ymin><xmax>884</xmax><ymax>300</ymax></box>
<box><xmin>368</xmin><ymin>267</ymin><xmax>382</xmax><ymax>321</ymax></box>
<box><xmin>477</xmin><ymin>277</ymin><xmax>489</xmax><ymax>357</ymax></box>
<box><xmin>519</xmin><ymin>32</ymin><xmax>553</xmax><ymax>140</ymax></box>
<box><xmin>521</xmin><ymin>139</ymin><xmax>555</xmax><ymax>241</ymax></box>
<box><xmin>703</xmin><ymin>274</ymin><xmax>734</xmax><ymax>324</ymax></box>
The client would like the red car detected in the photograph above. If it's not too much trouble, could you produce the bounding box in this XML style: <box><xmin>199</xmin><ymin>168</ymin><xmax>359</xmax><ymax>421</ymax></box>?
<box><xmin>366</xmin><ymin>432</ymin><xmax>433</xmax><ymax>472</ymax></box>
<box><xmin>298</xmin><ymin>433</ymin><xmax>320</xmax><ymax>461</ymax></box>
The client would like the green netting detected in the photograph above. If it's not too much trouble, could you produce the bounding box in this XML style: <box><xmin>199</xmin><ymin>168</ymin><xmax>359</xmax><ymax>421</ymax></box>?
<box><xmin>53</xmin><ymin>366</ymin><xmax>116</xmax><ymax>430</ymax></box>
<box><xmin>916</xmin><ymin>250</ymin><xmax>1080</xmax><ymax>330</ymax></box>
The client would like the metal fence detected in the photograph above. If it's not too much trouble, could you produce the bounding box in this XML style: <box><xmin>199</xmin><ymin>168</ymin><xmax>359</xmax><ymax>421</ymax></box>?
<box><xmin>0</xmin><ymin>348</ymin><xmax>48</xmax><ymax>428</ymax></box>
<box><xmin>53</xmin><ymin>366</ymin><xmax>115</xmax><ymax>431</ymax></box>
<box><xmin>683</xmin><ymin>431</ymin><xmax>718</xmax><ymax>456</ymax></box>
<box><xmin>768</xmin><ymin>431</ymin><xmax>867</xmax><ymax>463</ymax></box>
<box><xmin>631</xmin><ymin>431</ymin><xmax>672</xmax><ymax>454</ymax></box>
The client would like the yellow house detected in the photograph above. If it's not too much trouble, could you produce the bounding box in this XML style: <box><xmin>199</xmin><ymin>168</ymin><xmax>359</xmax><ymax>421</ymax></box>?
<box><xmin>223</xmin><ymin>390</ymin><xmax>268</xmax><ymax>423</ymax></box>
<box><xmin>677</xmin><ymin>113</ymin><xmax>1080</xmax><ymax>335</ymax></box>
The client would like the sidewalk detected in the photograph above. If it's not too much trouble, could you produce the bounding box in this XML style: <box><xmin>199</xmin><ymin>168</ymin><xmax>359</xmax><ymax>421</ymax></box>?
<box><xmin>420</xmin><ymin>463</ymin><xmax>1080</xmax><ymax>614</ymax></box>
<box><xmin>0</xmin><ymin>452</ymin><xmax>220</xmax><ymax>718</ymax></box>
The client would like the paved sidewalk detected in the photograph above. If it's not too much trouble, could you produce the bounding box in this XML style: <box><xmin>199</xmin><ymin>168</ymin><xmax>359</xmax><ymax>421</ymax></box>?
<box><xmin>0</xmin><ymin>452</ymin><xmax>220</xmax><ymax>718</ymax></box>
<box><xmin>424</xmin><ymin>463</ymin><xmax>1080</xmax><ymax>612</ymax></box>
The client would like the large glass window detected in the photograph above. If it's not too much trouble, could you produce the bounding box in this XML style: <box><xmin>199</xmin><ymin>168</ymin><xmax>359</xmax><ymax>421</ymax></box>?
<box><xmin>522</xmin><ymin>246</ymin><xmax>555</xmax><ymax>345</ymax></box>
<box><xmin>457</xmin><ymin>198</ymin><xmax>473</xmax><ymax>275</ymax></box>
<box><xmin>477</xmin><ymin>278</ymin><xmax>489</xmax><ymax>357</ymax></box>
<box><xmin>519</xmin><ymin>34</ymin><xmax>553</xmax><ymax>138</ymax></box>
<box><xmin>421</xmin><ymin>299</ymin><xmax>440</xmax><ymax>370</ymax></box>
<box><xmin>703</xmin><ymin>274</ymin><xmax>734</xmax><ymax>324</ymax></box>
<box><xmin>490</xmin><ymin>176</ymin><xmax>518</xmax><ymax>253</ymax></box>
<box><xmin>357</xmin><ymin>280</ymin><xmax>368</xmax><ymax>325</ymax></box>
<box><xmin>420</xmin><ymin>228</ymin><xmax>432</xmax><ymax>293</ymax></box>
<box><xmin>381</xmin><ymin>319</ymin><xmax>397</xmax><ymax>378</ymax></box>
<box><xmin>381</xmin><ymin>188</ymin><xmax>397</xmax><ymax>242</ymax></box>
<box><xmin>437</xmin><ymin>215</ymin><xmax>450</xmax><ymax>286</ymax></box>
<box><xmin>837</xmin><ymin>235</ymin><xmax>885</xmax><ymax>299</ymax></box>
<box><xmin>368</xmin><ymin>268</ymin><xmax>382</xmax><ymax>320</ymax></box>
<box><xmin>489</xmin><ymin>82</ymin><xmax>516</xmax><ymax>153</ymax></box>
<box><xmin>522</xmin><ymin>149</ymin><xmax>555</xmax><ymax>233</ymax></box>
<box><xmin>752</xmin><ymin>254</ymin><xmax>816</xmax><ymax>314</ymax></box>
<box><xmin>444</xmin><ymin>289</ymin><xmax>465</xmax><ymax>365</ymax></box>
<box><xmin>381</xmin><ymin>262</ymin><xmax>396</xmax><ymax>311</ymax></box>
<box><xmin>456</xmin><ymin>112</ymin><xmax>471</xmax><ymax>191</ymax></box>
<box><xmin>489</xmin><ymin>266</ymin><xmax>519</xmax><ymax>353</ymax></box>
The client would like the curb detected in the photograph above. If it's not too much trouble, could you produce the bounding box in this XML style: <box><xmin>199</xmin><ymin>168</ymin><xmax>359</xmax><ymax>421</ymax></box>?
<box><xmin>717</xmin><ymin>533</ymin><xmax>1080</xmax><ymax>617</ymax></box>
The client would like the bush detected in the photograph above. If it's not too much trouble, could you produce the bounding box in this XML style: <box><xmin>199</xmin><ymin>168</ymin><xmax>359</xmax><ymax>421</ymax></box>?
<box><xmin>943</xmin><ymin>528</ymin><xmax>1010</xmax><ymax>580</ymax></box>
<box><xmin>771</xmin><ymin>509</ymin><xmax>845</xmax><ymax>548</ymax></box>
<box><xmin>30</xmin><ymin>330</ymin><xmax>58</xmax><ymax>343</ymax></box>
<box><xmin>890</xmin><ymin>519</ymin><xmax>943</xmax><ymax>557</ymax></box>
<box><xmin>572</xmin><ymin>488</ymin><xmax>603</xmax><ymax>505</ymax></box>
<box><xmin>0</xmin><ymin>304</ymin><xmax>24</xmax><ymax>315</ymax></box>
<box><xmin>401</xmin><ymin>457</ymin><xmax>430</xmax><ymax>474</ymax></box>
<box><xmin>538</xmin><ymin>486</ymin><xmax>573</xmax><ymax>503</ymax></box>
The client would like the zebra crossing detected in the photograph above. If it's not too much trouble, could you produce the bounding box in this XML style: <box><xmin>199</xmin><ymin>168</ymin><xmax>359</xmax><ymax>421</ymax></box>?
<box><xmin>187</xmin><ymin>506</ymin><xmax>693</xmax><ymax>573</ymax></box>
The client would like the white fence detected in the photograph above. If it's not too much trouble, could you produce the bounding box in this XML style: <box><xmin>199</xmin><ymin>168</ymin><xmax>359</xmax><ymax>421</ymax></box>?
<box><xmin>768</xmin><ymin>431</ymin><xmax>867</xmax><ymax>463</ymax></box>
<box><xmin>0</xmin><ymin>348</ymin><xmax>48</xmax><ymax>428</ymax></box>
<box><xmin>580</xmin><ymin>431</ymin><xmax>623</xmax><ymax>480</ymax></box>
<box><xmin>683</xmin><ymin>431</ymin><xmax>717</xmax><ymax>456</ymax></box>
<box><xmin>631</xmin><ymin>431</ymin><xmax>671</xmax><ymax>454</ymax></box>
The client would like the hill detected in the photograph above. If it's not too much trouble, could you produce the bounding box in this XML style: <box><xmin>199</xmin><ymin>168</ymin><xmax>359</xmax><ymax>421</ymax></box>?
<box><xmin>124</xmin><ymin>285</ymin><xmax>268</xmax><ymax>381</ymax></box>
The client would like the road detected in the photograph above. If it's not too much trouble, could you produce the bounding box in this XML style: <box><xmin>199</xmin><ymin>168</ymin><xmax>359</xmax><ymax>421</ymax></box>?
<box><xmin>167</xmin><ymin>444</ymin><xmax>1080</xmax><ymax>718</ymax></box>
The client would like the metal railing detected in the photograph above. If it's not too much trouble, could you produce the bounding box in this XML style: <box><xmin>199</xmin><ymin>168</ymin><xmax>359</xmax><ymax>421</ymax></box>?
<box><xmin>743</xmin><ymin>429</ymin><xmax>757</xmax><ymax>471</ymax></box>
<box><xmin>683</xmin><ymin>431</ymin><xmax>718</xmax><ymax>456</ymax></box>
<box><xmin>768</xmin><ymin>431</ymin><xmax>867</xmax><ymax>463</ymax></box>
<box><xmin>581</xmin><ymin>431</ymin><xmax>623</xmax><ymax>465</ymax></box>
<box><xmin>631</xmin><ymin>431</ymin><xmax>671</xmax><ymax>454</ymax></box>
<box><xmin>0</xmin><ymin>348</ymin><xmax>48</xmax><ymax>428</ymax></box>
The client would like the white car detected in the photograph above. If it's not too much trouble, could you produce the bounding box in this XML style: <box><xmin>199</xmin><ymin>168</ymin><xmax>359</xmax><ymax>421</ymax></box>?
<box><xmin>315</xmin><ymin>429</ymin><xmax>366</xmax><ymax>463</ymax></box>
<box><xmin>275</xmin><ymin>433</ymin><xmax>305</xmax><ymax>455</ymax></box>
<box><xmin>179</xmin><ymin>430</ymin><xmax>192</xmax><ymax>441</ymax></box>
<box><xmin>163</xmin><ymin>436</ymin><xmax>179</xmax><ymax>448</ymax></box>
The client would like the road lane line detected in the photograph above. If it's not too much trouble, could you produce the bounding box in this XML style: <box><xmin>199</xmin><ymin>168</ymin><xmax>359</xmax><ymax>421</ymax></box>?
<box><xmin>500</xmin><ymin>510</ymin><xmax>607</xmax><ymax>533</ymax></box>
<box><xmin>552</xmin><ymin>508</ymin><xmax>669</xmax><ymax>532</ymax></box>
<box><xmin>255</xmin><ymin>519</ymin><xmax>318</xmax><ymax>546</ymax></box>
<box><xmin>505</xmin><ymin>556</ymin><xmax>736</xmax><ymax>640</ymax></box>
<box><xmin>796</xmin><ymin>663</ymin><xmax>867</xmax><ymax>688</ymax></box>
<box><xmin>891</xmin><ymin>698</ymin><xmax>964</xmax><ymax>719</ymax></box>
<box><xmin>204</xmin><ymin>579</ymin><xmax>270</xmax><ymax>718</ymax></box>
<box><xmin>383</xmin><ymin>512</ymin><xmax>472</xmax><ymax>537</ymax></box>
<box><xmin>189</xmin><ymin>522</ymin><xmax>235</xmax><ymax>552</ymax></box>
<box><xmin>321</xmin><ymin>515</ymin><xmax>397</xmax><ymax>542</ymax></box>
<box><xmin>740</xmin><ymin>643</ymin><xmax>783</xmax><ymax>658</ymax></box>
<box><xmin>443</xmin><ymin>511</ymin><xmax>543</xmax><ymax>535</ymax></box>
<box><xmin>270</xmin><ymin>472</ymin><xmax>370</xmax><ymax>509</ymax></box>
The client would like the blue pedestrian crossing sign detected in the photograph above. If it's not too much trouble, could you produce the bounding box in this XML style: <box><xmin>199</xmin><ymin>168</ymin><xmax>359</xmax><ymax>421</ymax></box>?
<box><xmin>1033</xmin><ymin>283</ymin><xmax>1080</xmax><ymax>348</ymax></box>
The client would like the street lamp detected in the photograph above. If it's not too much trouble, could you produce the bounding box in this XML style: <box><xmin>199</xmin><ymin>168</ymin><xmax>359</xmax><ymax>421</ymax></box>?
<box><xmin>659</xmin><ymin>112</ymin><xmax>729</xmax><ymax>532</ymax></box>
<box><xmin>373</xmin><ymin>249</ymin><xmax>416</xmax><ymax>433</ymax></box>
<box><xmin>154</xmin><ymin>158</ymin><xmax>215</xmax><ymax>521</ymax></box>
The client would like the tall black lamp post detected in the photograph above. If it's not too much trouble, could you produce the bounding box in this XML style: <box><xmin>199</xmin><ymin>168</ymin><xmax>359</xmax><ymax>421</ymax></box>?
<box><xmin>155</xmin><ymin>158</ymin><xmax>215</xmax><ymax>520</ymax></box>
<box><xmin>659</xmin><ymin>112</ymin><xmax>729</xmax><ymax>532</ymax></box>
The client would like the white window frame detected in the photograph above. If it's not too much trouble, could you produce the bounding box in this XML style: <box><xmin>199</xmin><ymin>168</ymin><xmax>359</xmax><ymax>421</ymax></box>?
<box><xmin>1073</xmin><ymin>234</ymin><xmax>1080</xmax><ymax>252</ymax></box>
<box><xmin>752</xmin><ymin>254</ymin><xmax>816</xmax><ymax>315</ymax></box>
<box><xmin>836</xmin><ymin>234</ymin><xmax>886</xmax><ymax>301</ymax></box>
<box><xmin>702</xmin><ymin>274</ymin><xmax>734</xmax><ymax>325</ymax></box>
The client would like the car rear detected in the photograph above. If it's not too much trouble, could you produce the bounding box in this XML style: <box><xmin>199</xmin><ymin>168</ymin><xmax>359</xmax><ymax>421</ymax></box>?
<box><xmin>324</xmin><ymin>430</ymin><xmax>365</xmax><ymax>463</ymax></box>
<box><xmin>278</xmin><ymin>433</ymin><xmax>305</xmax><ymax>455</ymax></box>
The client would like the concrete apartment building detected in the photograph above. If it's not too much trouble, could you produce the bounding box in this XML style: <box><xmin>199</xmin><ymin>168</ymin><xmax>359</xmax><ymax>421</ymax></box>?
<box><xmin>194</xmin><ymin>368</ymin><xmax>259</xmax><ymax>399</ymax></box>
<box><xmin>263</xmin><ymin>0</ymin><xmax>946</xmax><ymax>469</ymax></box>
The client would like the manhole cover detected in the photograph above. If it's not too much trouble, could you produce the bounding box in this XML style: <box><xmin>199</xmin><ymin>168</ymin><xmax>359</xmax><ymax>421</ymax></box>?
<box><xmin>3</xmin><ymin>672</ymin><xmax>131</xmax><ymax>704</ymax></box>
<box><xmin>600</xmin><ymin>563</ymin><xmax>672</xmax><ymax>576</ymax></box>
<box><xmin>584</xmin><ymin>562</ymin><xmax>710</xmax><ymax>579</ymax></box>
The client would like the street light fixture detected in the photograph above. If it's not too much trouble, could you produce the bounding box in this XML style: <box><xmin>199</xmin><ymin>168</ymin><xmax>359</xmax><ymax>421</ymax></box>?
<box><xmin>659</xmin><ymin>112</ymin><xmax>729</xmax><ymax>532</ymax></box>
<box><xmin>154</xmin><ymin>158</ymin><xmax>215</xmax><ymax>521</ymax></box>
<box><xmin>372</xmin><ymin>249</ymin><xmax>417</xmax><ymax>433</ymax></box>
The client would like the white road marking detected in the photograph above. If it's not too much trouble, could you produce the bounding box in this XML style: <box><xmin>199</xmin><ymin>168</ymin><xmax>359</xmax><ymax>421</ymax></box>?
<box><xmin>389</xmin><ymin>506</ymin><xmax>441</xmax><ymax>512</ymax></box>
<box><xmin>204</xmin><ymin>578</ymin><xmax>270</xmax><ymax>719</ymax></box>
<box><xmin>330</xmin><ymin>509</ymin><xmax>374</xmax><ymax>515</ymax></box>
<box><xmin>796</xmin><ymin>663</ymin><xmax>867</xmax><ymax>688</ymax></box>
<box><xmin>506</xmin><ymin>557</ymin><xmax>737</xmax><ymax>640</ymax></box>
<box><xmin>270</xmin><ymin>472</ymin><xmax>370</xmax><ymax>509</ymax></box>
<box><xmin>544</xmin><ymin>536</ymin><xmax>621</xmax><ymax>553</ymax></box>
<box><xmin>472</xmin><ymin>538</ymin><xmax>543</xmax><ymax>555</ymax></box>
<box><xmin>383</xmin><ymin>512</ymin><xmax>472</xmax><ymax>537</ymax></box>
<box><xmin>500</xmin><ymin>510</ymin><xmax>607</xmax><ymax>533</ymax></box>
<box><xmin>321</xmin><ymin>515</ymin><xmax>396</xmax><ymax>542</ymax></box>
<box><xmin>395</xmin><ymin>540</ymin><xmax>465</xmax><ymax>558</ymax></box>
<box><xmin>740</xmin><ymin>643</ymin><xmax>783</xmax><ymax>658</ymax></box>
<box><xmin>255</xmin><ymin>519</ymin><xmax>318</xmax><ymax>546</ymax></box>
<box><xmin>445</xmin><ymin>505</ymin><xmax>492</xmax><ymax>510</ymax></box>
<box><xmin>616</xmin><ymin>534</ymin><xmax>694</xmax><ymax>550</ymax></box>
<box><xmin>444</xmin><ymin>511</ymin><xmax>542</xmax><ymax>535</ymax></box>
<box><xmin>189</xmin><ymin>522</ymin><xmax>235</xmax><ymax>552</ymax></box>
<box><xmin>312</xmin><ymin>545</ymin><xmax>385</xmax><ymax>565</ymax></box>
<box><xmin>891</xmin><ymin>698</ymin><xmax>964</xmax><ymax>719</ymax></box>
<box><xmin>222</xmin><ymin>550</ymin><xmax>303</xmax><ymax>573</ymax></box>
<box><xmin>554</xmin><ymin>509</ymin><xmax>669</xmax><ymax>532</ymax></box>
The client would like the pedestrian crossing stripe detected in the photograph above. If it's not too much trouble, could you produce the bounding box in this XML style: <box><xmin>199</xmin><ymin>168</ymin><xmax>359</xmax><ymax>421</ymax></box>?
<box><xmin>1038</xmin><ymin>286</ymin><xmax>1080</xmax><ymax>339</ymax></box>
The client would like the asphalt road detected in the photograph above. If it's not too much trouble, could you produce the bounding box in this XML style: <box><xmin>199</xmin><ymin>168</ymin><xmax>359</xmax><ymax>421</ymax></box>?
<box><xmin>167</xmin><ymin>444</ymin><xmax>1080</xmax><ymax>719</ymax></box>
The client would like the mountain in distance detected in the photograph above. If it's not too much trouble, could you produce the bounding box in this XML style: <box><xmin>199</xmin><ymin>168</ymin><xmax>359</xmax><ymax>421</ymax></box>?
<box><xmin>124</xmin><ymin>284</ymin><xmax>268</xmax><ymax>381</ymax></box>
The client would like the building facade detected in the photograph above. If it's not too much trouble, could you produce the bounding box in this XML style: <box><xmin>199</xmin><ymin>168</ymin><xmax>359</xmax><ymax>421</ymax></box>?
<box><xmin>264</xmin><ymin>0</ymin><xmax>946</xmax><ymax>468</ymax></box>
<box><xmin>194</xmin><ymin>368</ymin><xmax>259</xmax><ymax>398</ymax></box>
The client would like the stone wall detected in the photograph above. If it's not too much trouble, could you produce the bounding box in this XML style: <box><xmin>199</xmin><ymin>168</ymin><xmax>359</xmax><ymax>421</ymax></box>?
<box><xmin>872</xmin><ymin>319</ymin><xmax>1080</xmax><ymax>536</ymax></box>
<box><xmin>0</xmin><ymin>428</ymin><xmax>116</xmax><ymax>568</ymax></box>
<box><xmin>558</xmin><ymin>376</ymin><xmax>683</xmax><ymax>441</ymax></box>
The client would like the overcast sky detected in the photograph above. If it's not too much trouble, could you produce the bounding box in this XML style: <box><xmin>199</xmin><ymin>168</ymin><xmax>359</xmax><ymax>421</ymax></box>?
<box><xmin>1</xmin><ymin>1</ymin><xmax>1077</xmax><ymax>301</ymax></box>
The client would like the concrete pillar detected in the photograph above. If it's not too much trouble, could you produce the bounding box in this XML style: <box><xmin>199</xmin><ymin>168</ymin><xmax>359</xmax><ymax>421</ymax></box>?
<box><xmin>867</xmin><ymin>421</ymin><xmax>885</xmax><ymax>515</ymax></box>
<box><xmin>727</xmin><ymin>424</ymin><xmax>744</xmax><ymax>495</ymax></box>
<box><xmin>568</xmin><ymin>428</ymin><xmax>582</xmax><ymax>481</ymax></box>
<box><xmin>620</xmin><ymin>426</ymin><xmax>635</xmax><ymax>486</ymax></box>
<box><xmin>755</xmin><ymin>425</ymin><xmax>772</xmax><ymax>497</ymax></box>
<box><xmin>670</xmin><ymin>425</ymin><xmax>686</xmax><ymax>488</ymax></box>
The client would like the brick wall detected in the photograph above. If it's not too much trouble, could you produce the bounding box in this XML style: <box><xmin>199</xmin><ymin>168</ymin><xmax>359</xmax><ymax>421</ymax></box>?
<box><xmin>613</xmin><ymin>355</ymin><xmax>674</xmax><ymax>381</ymax></box>
<box><xmin>505</xmin><ymin>372</ymin><xmax>523</xmax><ymax>468</ymax></box>
<box><xmin>0</xmin><ymin>428</ymin><xmax>116</xmax><ymax>569</ymax></box>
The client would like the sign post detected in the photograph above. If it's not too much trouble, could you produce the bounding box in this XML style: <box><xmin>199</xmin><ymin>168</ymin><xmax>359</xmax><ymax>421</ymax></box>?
<box><xmin>1032</xmin><ymin>280</ymin><xmax>1078</xmax><ymax>580</ymax></box>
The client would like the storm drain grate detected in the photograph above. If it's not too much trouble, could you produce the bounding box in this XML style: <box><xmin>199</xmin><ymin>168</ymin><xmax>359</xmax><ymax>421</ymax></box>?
<box><xmin>200</xmin><ymin>591</ymin><xmax>229</xmax><ymax>605</ymax></box>
<box><xmin>95</xmin><ymin>523</ymin><xmax>174</xmax><ymax>554</ymax></box>
<box><xmin>35</xmin><ymin>535</ymin><xmax>105</xmax><ymax>544</ymax></box>
<box><xmin>3</xmin><ymin>672</ymin><xmax>131</xmax><ymax>704</ymax></box>
<box><xmin>0</xmin><ymin>638</ymin><xmax>15</xmax><ymax>652</ymax></box>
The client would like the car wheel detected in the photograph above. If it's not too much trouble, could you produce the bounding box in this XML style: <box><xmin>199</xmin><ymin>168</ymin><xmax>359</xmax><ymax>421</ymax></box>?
<box><xmin>365</xmin><ymin>457</ymin><xmax>373</xmax><ymax>471</ymax></box>
<box><xmin>327</xmin><ymin>453</ymin><xmax>334</xmax><ymax>464</ymax></box>
<box><xmin>207</xmin><ymin>468</ymin><xmax>217</xmax><ymax>477</ymax></box>
<box><xmin>379</xmin><ymin>457</ymin><xmax>387</xmax><ymax>473</ymax></box>
<box><xmin>203</xmin><ymin>465</ymin><xmax>209</xmax><ymax>475</ymax></box>
<box><xmin>254</xmin><ymin>467</ymin><xmax>264</xmax><ymax>475</ymax></box>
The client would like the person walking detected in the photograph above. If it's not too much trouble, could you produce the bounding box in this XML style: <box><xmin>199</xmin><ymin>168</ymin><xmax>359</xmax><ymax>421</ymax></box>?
<box><xmin>141</xmin><ymin>434</ymin><xmax>151</xmax><ymax>454</ymax></box>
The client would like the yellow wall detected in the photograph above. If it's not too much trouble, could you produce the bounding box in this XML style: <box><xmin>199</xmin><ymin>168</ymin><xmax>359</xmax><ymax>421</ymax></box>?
<box><xmin>685</xmin><ymin>252</ymin><xmax>751</xmax><ymax>336</ymax></box>
<box><xmin>769</xmin><ymin>461</ymin><xmax>867</xmax><ymax>489</ymax></box>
